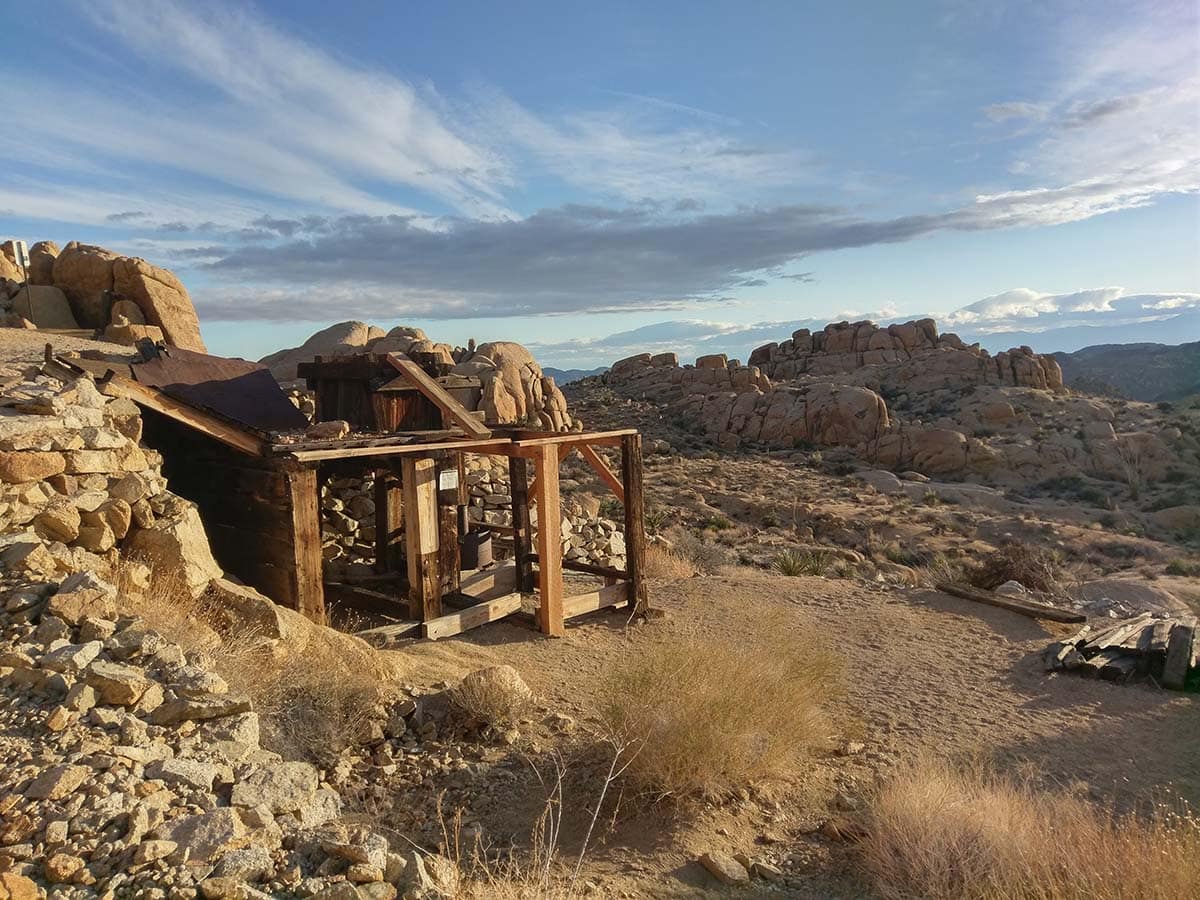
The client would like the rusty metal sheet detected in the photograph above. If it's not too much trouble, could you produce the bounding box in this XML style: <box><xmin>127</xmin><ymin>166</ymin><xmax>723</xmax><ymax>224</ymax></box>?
<box><xmin>130</xmin><ymin>347</ymin><xmax>308</xmax><ymax>432</ymax></box>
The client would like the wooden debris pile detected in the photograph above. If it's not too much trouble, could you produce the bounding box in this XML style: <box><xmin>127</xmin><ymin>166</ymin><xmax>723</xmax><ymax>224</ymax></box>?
<box><xmin>1043</xmin><ymin>613</ymin><xmax>1198</xmax><ymax>689</ymax></box>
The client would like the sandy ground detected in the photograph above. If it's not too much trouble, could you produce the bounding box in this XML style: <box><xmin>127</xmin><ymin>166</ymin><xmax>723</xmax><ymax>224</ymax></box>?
<box><xmin>381</xmin><ymin>569</ymin><xmax>1200</xmax><ymax>897</ymax></box>
<box><xmin>0</xmin><ymin>328</ymin><xmax>136</xmax><ymax>368</ymax></box>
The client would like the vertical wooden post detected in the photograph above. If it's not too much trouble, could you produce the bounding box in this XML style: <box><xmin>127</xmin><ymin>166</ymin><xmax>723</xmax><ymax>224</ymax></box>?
<box><xmin>438</xmin><ymin>456</ymin><xmax>461</xmax><ymax>594</ymax></box>
<box><xmin>402</xmin><ymin>457</ymin><xmax>441</xmax><ymax>622</ymax></box>
<box><xmin>508</xmin><ymin>455</ymin><xmax>534</xmax><ymax>592</ymax></box>
<box><xmin>285</xmin><ymin>466</ymin><xmax>326</xmax><ymax>624</ymax></box>
<box><xmin>373</xmin><ymin>466</ymin><xmax>404</xmax><ymax>573</ymax></box>
<box><xmin>533</xmin><ymin>444</ymin><xmax>564</xmax><ymax>636</ymax></box>
<box><xmin>620</xmin><ymin>433</ymin><xmax>648</xmax><ymax>617</ymax></box>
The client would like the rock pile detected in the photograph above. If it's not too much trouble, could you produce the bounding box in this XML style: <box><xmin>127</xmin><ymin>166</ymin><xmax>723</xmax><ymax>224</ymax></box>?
<box><xmin>0</xmin><ymin>572</ymin><xmax>455</xmax><ymax>899</ymax></box>
<box><xmin>0</xmin><ymin>240</ymin><xmax>206</xmax><ymax>352</ymax></box>
<box><xmin>264</xmin><ymin>322</ymin><xmax>577</xmax><ymax>431</ymax></box>
<box><xmin>0</xmin><ymin>366</ymin><xmax>220</xmax><ymax>593</ymax></box>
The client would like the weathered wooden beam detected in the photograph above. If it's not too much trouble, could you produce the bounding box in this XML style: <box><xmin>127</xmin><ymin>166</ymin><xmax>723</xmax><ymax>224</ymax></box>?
<box><xmin>508</xmin><ymin>455</ymin><xmax>534</xmax><ymax>593</ymax></box>
<box><xmin>528</xmin><ymin>445</ymin><xmax>573</xmax><ymax>505</ymax></box>
<box><xmin>621</xmin><ymin>433</ymin><xmax>648</xmax><ymax>618</ymax></box>
<box><xmin>354</xmin><ymin>620</ymin><xmax>422</xmax><ymax>647</ymax></box>
<box><xmin>422</xmin><ymin>592</ymin><xmax>524</xmax><ymax>640</ymax></box>
<box><xmin>528</xmin><ymin>555</ymin><xmax>629</xmax><ymax>581</ymax></box>
<box><xmin>563</xmin><ymin>582</ymin><xmax>630</xmax><ymax>620</ymax></box>
<box><xmin>457</xmin><ymin>562</ymin><xmax>516</xmax><ymax>596</ymax></box>
<box><xmin>533</xmin><ymin>443</ymin><xmax>564</xmax><ymax>636</ymax></box>
<box><xmin>508</xmin><ymin>428</ymin><xmax>637</xmax><ymax>447</ymax></box>
<box><xmin>286</xmin><ymin>437</ymin><xmax>511</xmax><ymax>462</ymax></box>
<box><xmin>384</xmin><ymin>354</ymin><xmax>492</xmax><ymax>438</ymax></box>
<box><xmin>935</xmin><ymin>582</ymin><xmax>1085</xmax><ymax>624</ymax></box>
<box><xmin>285</xmin><ymin>467</ymin><xmax>326</xmax><ymax>624</ymax></box>
<box><xmin>100</xmin><ymin>373</ymin><xmax>268</xmax><ymax>457</ymax></box>
<box><xmin>578</xmin><ymin>443</ymin><xmax>625</xmax><ymax>503</ymax></box>
<box><xmin>402</xmin><ymin>457</ymin><xmax>441</xmax><ymax>622</ymax></box>
<box><xmin>373</xmin><ymin>469</ymin><xmax>404</xmax><ymax>573</ymax></box>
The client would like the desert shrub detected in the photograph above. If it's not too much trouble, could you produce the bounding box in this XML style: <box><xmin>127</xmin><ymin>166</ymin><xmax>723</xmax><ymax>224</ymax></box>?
<box><xmin>1166</xmin><ymin>557</ymin><xmax>1200</xmax><ymax>577</ymax></box>
<box><xmin>598</xmin><ymin>498</ymin><xmax>622</xmax><ymax>520</ymax></box>
<box><xmin>598</xmin><ymin>621</ymin><xmax>839</xmax><ymax>800</ymax></box>
<box><xmin>450</xmin><ymin>665</ymin><xmax>533</xmax><ymax>729</ymax></box>
<box><xmin>644</xmin><ymin>543</ymin><xmax>697</xmax><ymax>579</ymax></box>
<box><xmin>774</xmin><ymin>549</ymin><xmax>832</xmax><ymax>576</ymax></box>
<box><xmin>967</xmin><ymin>541</ymin><xmax>1062</xmax><ymax>593</ymax></box>
<box><xmin>860</xmin><ymin>759</ymin><xmax>1200</xmax><ymax>900</ymax></box>
<box><xmin>917</xmin><ymin>552</ymin><xmax>966</xmax><ymax>587</ymax></box>
<box><xmin>670</xmin><ymin>530</ymin><xmax>731</xmax><ymax>573</ymax></box>
<box><xmin>884</xmin><ymin>543</ymin><xmax>926</xmax><ymax>567</ymax></box>
<box><xmin>701</xmin><ymin>512</ymin><xmax>734</xmax><ymax>531</ymax></box>
<box><xmin>643</xmin><ymin>506</ymin><xmax>670</xmax><ymax>534</ymax></box>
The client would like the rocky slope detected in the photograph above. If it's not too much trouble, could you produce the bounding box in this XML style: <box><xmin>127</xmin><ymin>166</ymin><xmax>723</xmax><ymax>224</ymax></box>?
<box><xmin>1052</xmin><ymin>341</ymin><xmax>1200</xmax><ymax>402</ymax></box>
<box><xmin>0</xmin><ymin>240</ymin><xmax>206</xmax><ymax>352</ymax></box>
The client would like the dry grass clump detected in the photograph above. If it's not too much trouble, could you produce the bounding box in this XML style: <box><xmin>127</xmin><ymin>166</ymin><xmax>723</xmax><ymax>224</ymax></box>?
<box><xmin>110</xmin><ymin>555</ymin><xmax>386</xmax><ymax>762</ymax></box>
<box><xmin>967</xmin><ymin>541</ymin><xmax>1062</xmax><ymax>593</ymax></box>
<box><xmin>644</xmin><ymin>543</ymin><xmax>697</xmax><ymax>579</ymax></box>
<box><xmin>599</xmin><ymin>619</ymin><xmax>840</xmax><ymax>800</ymax></box>
<box><xmin>668</xmin><ymin>528</ymin><xmax>732</xmax><ymax>574</ymax></box>
<box><xmin>861</xmin><ymin>758</ymin><xmax>1200</xmax><ymax>900</ymax></box>
<box><xmin>774</xmin><ymin>549</ymin><xmax>832</xmax><ymax>576</ymax></box>
<box><xmin>917</xmin><ymin>551</ymin><xmax>966</xmax><ymax>587</ymax></box>
<box><xmin>450</xmin><ymin>665</ymin><xmax>533</xmax><ymax>729</ymax></box>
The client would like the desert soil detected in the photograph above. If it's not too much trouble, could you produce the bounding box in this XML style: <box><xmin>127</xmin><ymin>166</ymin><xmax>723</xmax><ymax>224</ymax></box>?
<box><xmin>383</xmin><ymin>568</ymin><xmax>1200</xmax><ymax>898</ymax></box>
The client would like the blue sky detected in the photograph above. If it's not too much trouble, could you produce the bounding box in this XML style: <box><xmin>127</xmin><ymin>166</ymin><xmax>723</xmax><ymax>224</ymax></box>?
<box><xmin>1</xmin><ymin>0</ymin><xmax>1197</xmax><ymax>365</ymax></box>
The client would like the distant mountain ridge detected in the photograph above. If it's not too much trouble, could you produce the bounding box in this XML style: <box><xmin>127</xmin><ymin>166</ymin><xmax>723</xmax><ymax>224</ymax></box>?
<box><xmin>1052</xmin><ymin>341</ymin><xmax>1200</xmax><ymax>402</ymax></box>
<box><xmin>544</xmin><ymin>365</ymin><xmax>609</xmax><ymax>385</ymax></box>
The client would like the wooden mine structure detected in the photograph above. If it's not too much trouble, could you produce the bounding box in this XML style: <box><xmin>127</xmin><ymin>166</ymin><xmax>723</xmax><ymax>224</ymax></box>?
<box><xmin>51</xmin><ymin>346</ymin><xmax>647</xmax><ymax>641</ymax></box>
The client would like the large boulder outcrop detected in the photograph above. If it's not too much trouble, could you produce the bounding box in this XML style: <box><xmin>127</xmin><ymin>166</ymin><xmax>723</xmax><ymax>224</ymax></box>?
<box><xmin>260</xmin><ymin>321</ymin><xmax>387</xmax><ymax>381</ymax></box>
<box><xmin>11</xmin><ymin>285</ymin><xmax>78</xmax><ymax>329</ymax></box>
<box><xmin>28</xmin><ymin>240</ymin><xmax>59</xmax><ymax>285</ymax></box>
<box><xmin>453</xmin><ymin>341</ymin><xmax>572</xmax><ymax>430</ymax></box>
<box><xmin>111</xmin><ymin>256</ymin><xmax>207</xmax><ymax>351</ymax></box>
<box><xmin>51</xmin><ymin>242</ymin><xmax>119</xmax><ymax>328</ymax></box>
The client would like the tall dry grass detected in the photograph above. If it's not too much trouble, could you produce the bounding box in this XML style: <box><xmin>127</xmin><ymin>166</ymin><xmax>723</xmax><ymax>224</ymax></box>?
<box><xmin>109</xmin><ymin>555</ymin><xmax>385</xmax><ymax>761</ymax></box>
<box><xmin>644</xmin><ymin>543</ymin><xmax>697</xmax><ymax>579</ymax></box>
<box><xmin>861</xmin><ymin>758</ymin><xmax>1200</xmax><ymax>900</ymax></box>
<box><xmin>598</xmin><ymin>617</ymin><xmax>840</xmax><ymax>800</ymax></box>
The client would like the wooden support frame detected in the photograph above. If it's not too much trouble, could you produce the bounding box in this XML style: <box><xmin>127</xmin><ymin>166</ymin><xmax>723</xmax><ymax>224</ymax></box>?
<box><xmin>620</xmin><ymin>433</ymin><xmax>648</xmax><ymax>618</ymax></box>
<box><xmin>373</xmin><ymin>467</ymin><xmax>404</xmax><ymax>572</ymax></box>
<box><xmin>563</xmin><ymin>582</ymin><xmax>629</xmax><ymax>620</ymax></box>
<box><xmin>533</xmin><ymin>443</ymin><xmax>565</xmax><ymax>636</ymax></box>
<box><xmin>422</xmin><ymin>592</ymin><xmax>524</xmax><ymax>640</ymax></box>
<box><xmin>402</xmin><ymin>457</ymin><xmax>442</xmax><ymax>622</ymax></box>
<box><xmin>284</xmin><ymin>467</ymin><xmax>327</xmax><ymax>624</ymax></box>
<box><xmin>384</xmin><ymin>354</ymin><xmax>492</xmax><ymax>438</ymax></box>
<box><xmin>577</xmin><ymin>443</ymin><xmax>625</xmax><ymax>503</ymax></box>
<box><xmin>508</xmin><ymin>456</ymin><xmax>535</xmax><ymax>593</ymax></box>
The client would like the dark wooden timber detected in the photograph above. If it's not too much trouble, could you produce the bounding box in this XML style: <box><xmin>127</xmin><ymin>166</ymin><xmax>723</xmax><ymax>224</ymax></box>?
<box><xmin>935</xmin><ymin>582</ymin><xmax>1085</xmax><ymax>624</ymax></box>
<box><xmin>373</xmin><ymin>468</ymin><xmax>404</xmax><ymax>572</ymax></box>
<box><xmin>508</xmin><ymin>455</ymin><xmax>535</xmax><ymax>593</ymax></box>
<box><xmin>621</xmin><ymin>432</ymin><xmax>648</xmax><ymax>617</ymax></box>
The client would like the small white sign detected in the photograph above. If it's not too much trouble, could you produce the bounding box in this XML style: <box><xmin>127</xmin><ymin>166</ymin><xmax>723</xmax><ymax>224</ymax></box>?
<box><xmin>438</xmin><ymin>468</ymin><xmax>459</xmax><ymax>491</ymax></box>
<box><xmin>12</xmin><ymin>241</ymin><xmax>28</xmax><ymax>268</ymax></box>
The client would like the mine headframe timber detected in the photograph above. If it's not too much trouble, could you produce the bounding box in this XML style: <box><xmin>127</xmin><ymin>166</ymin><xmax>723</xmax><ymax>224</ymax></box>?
<box><xmin>49</xmin><ymin>346</ymin><xmax>648</xmax><ymax>640</ymax></box>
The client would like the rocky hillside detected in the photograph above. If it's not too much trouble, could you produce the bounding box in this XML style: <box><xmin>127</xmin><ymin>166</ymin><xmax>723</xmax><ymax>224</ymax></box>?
<box><xmin>597</xmin><ymin>318</ymin><xmax>1200</xmax><ymax>527</ymax></box>
<box><xmin>265</xmin><ymin>321</ymin><xmax>577</xmax><ymax>432</ymax></box>
<box><xmin>1052</xmin><ymin>341</ymin><xmax>1200</xmax><ymax>402</ymax></box>
<box><xmin>0</xmin><ymin>240</ymin><xmax>206</xmax><ymax>352</ymax></box>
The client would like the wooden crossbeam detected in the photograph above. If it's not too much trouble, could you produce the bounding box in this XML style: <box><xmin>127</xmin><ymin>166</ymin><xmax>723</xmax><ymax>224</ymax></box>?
<box><xmin>422</xmin><ymin>592</ymin><xmax>523</xmax><ymax>640</ymax></box>
<box><xmin>578</xmin><ymin>443</ymin><xmax>625</xmax><ymax>503</ymax></box>
<box><xmin>563</xmin><ymin>582</ymin><xmax>630</xmax><ymax>620</ymax></box>
<box><xmin>384</xmin><ymin>354</ymin><xmax>491</xmax><ymax>438</ymax></box>
<box><xmin>286</xmin><ymin>437</ymin><xmax>510</xmax><ymax>462</ymax></box>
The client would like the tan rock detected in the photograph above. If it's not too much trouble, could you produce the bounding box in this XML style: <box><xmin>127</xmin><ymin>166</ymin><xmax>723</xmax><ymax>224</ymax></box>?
<box><xmin>126</xmin><ymin>499</ymin><xmax>222</xmax><ymax>596</ymax></box>
<box><xmin>104</xmin><ymin>321</ymin><xmax>165</xmax><ymax>346</ymax></box>
<box><xmin>26</xmin><ymin>763</ymin><xmax>90</xmax><ymax>800</ymax></box>
<box><xmin>259</xmin><ymin>320</ymin><xmax>386</xmax><ymax>381</ymax></box>
<box><xmin>85</xmin><ymin>660</ymin><xmax>155</xmax><ymax>706</ymax></box>
<box><xmin>110</xmin><ymin>298</ymin><xmax>146</xmax><ymax>324</ymax></box>
<box><xmin>52</xmin><ymin>242</ymin><xmax>118</xmax><ymax>327</ymax></box>
<box><xmin>10</xmin><ymin>285</ymin><xmax>78</xmax><ymax>329</ymax></box>
<box><xmin>112</xmin><ymin>256</ymin><xmax>206</xmax><ymax>351</ymax></box>
<box><xmin>28</xmin><ymin>240</ymin><xmax>60</xmax><ymax>285</ymax></box>
<box><xmin>0</xmin><ymin>872</ymin><xmax>41</xmax><ymax>900</ymax></box>
<box><xmin>0</xmin><ymin>450</ymin><xmax>67</xmax><ymax>482</ymax></box>
<box><xmin>34</xmin><ymin>500</ymin><xmax>82</xmax><ymax>542</ymax></box>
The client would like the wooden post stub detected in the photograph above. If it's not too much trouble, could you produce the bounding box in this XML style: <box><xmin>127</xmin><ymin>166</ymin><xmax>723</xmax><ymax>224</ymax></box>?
<box><xmin>285</xmin><ymin>466</ymin><xmax>326</xmax><ymax>625</ymax></box>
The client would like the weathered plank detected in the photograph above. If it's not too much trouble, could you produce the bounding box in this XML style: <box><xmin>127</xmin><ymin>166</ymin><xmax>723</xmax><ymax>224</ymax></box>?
<box><xmin>935</xmin><ymin>582</ymin><xmax>1085</xmax><ymax>624</ymax></box>
<box><xmin>422</xmin><ymin>592</ymin><xmax>524</xmax><ymax>640</ymax></box>
<box><xmin>1162</xmin><ymin>620</ymin><xmax>1196</xmax><ymax>690</ymax></box>
<box><xmin>533</xmin><ymin>443</ymin><xmax>564</xmax><ymax>636</ymax></box>
<box><xmin>286</xmin><ymin>437</ymin><xmax>510</xmax><ymax>462</ymax></box>
<box><xmin>384</xmin><ymin>354</ymin><xmax>492</xmax><ymax>438</ymax></box>
<box><xmin>355</xmin><ymin>620</ymin><xmax>422</xmax><ymax>647</ymax></box>
<box><xmin>458</xmin><ymin>563</ymin><xmax>516</xmax><ymax>596</ymax></box>
<box><xmin>373</xmin><ymin>469</ymin><xmax>404</xmax><ymax>573</ymax></box>
<box><xmin>621</xmin><ymin>433</ymin><xmax>648</xmax><ymax>617</ymax></box>
<box><xmin>508</xmin><ymin>455</ymin><xmax>534</xmax><ymax>593</ymax></box>
<box><xmin>563</xmin><ymin>583</ymin><xmax>630</xmax><ymax>620</ymax></box>
<box><xmin>285</xmin><ymin>467</ymin><xmax>326</xmax><ymax>624</ymax></box>
<box><xmin>402</xmin><ymin>457</ymin><xmax>441</xmax><ymax>622</ymax></box>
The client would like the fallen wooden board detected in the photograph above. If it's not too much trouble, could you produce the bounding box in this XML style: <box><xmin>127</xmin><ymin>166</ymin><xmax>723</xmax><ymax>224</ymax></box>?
<box><xmin>935</xmin><ymin>582</ymin><xmax>1086</xmax><ymax>624</ymax></box>
<box><xmin>422</xmin><ymin>591</ymin><xmax>523</xmax><ymax>640</ymax></box>
<box><xmin>457</xmin><ymin>562</ymin><xmax>516</xmax><ymax>596</ymax></box>
<box><xmin>563</xmin><ymin>582</ymin><xmax>630</xmax><ymax>620</ymax></box>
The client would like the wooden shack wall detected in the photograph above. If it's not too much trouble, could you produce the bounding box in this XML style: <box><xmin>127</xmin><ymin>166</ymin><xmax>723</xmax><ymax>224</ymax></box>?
<box><xmin>139</xmin><ymin>409</ymin><xmax>318</xmax><ymax>613</ymax></box>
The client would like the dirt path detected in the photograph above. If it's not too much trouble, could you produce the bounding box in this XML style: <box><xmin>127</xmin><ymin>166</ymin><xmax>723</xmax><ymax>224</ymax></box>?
<box><xmin>384</xmin><ymin>569</ymin><xmax>1200</xmax><ymax>897</ymax></box>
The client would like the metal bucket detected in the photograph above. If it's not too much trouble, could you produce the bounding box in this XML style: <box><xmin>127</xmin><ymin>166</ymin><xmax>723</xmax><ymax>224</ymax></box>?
<box><xmin>460</xmin><ymin>528</ymin><xmax>493</xmax><ymax>570</ymax></box>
